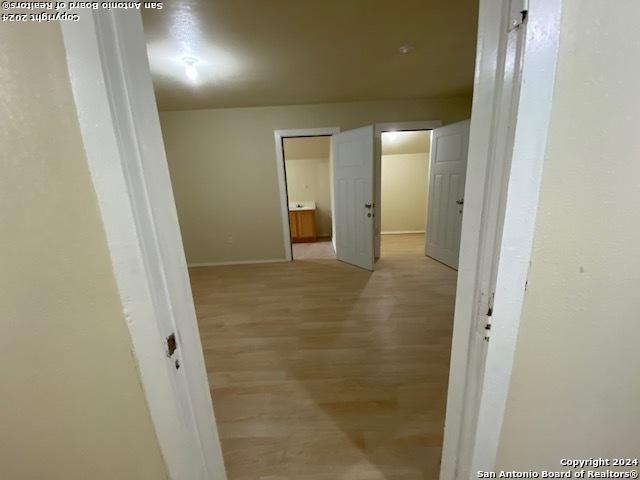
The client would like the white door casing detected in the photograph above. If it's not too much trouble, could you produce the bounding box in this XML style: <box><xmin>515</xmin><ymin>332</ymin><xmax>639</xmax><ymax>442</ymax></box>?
<box><xmin>60</xmin><ymin>1</ymin><xmax>563</xmax><ymax>479</ymax></box>
<box><xmin>62</xmin><ymin>10</ymin><xmax>226</xmax><ymax>480</ymax></box>
<box><xmin>425</xmin><ymin>120</ymin><xmax>471</xmax><ymax>269</ymax></box>
<box><xmin>332</xmin><ymin>125</ymin><xmax>375</xmax><ymax>271</ymax></box>
<box><xmin>458</xmin><ymin>5</ymin><xmax>531</xmax><ymax>476</ymax></box>
<box><xmin>469</xmin><ymin>0</ymin><xmax>561</xmax><ymax>474</ymax></box>
<box><xmin>273</xmin><ymin>128</ymin><xmax>341</xmax><ymax>261</ymax></box>
<box><xmin>440</xmin><ymin>0</ymin><xmax>562</xmax><ymax>478</ymax></box>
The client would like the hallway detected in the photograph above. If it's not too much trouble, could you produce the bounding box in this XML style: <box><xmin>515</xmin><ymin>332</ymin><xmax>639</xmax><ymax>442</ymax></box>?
<box><xmin>189</xmin><ymin>234</ymin><xmax>457</xmax><ymax>479</ymax></box>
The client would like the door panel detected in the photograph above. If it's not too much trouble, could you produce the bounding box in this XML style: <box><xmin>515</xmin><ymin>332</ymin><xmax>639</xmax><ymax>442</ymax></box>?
<box><xmin>426</xmin><ymin>120</ymin><xmax>470</xmax><ymax>269</ymax></box>
<box><xmin>332</xmin><ymin>126</ymin><xmax>375</xmax><ymax>270</ymax></box>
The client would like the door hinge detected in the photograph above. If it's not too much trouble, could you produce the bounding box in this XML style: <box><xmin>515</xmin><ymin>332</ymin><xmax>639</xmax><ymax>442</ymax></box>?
<box><xmin>509</xmin><ymin>0</ymin><xmax>529</xmax><ymax>31</ymax></box>
<box><xmin>483</xmin><ymin>292</ymin><xmax>495</xmax><ymax>342</ymax></box>
<box><xmin>484</xmin><ymin>315</ymin><xmax>492</xmax><ymax>342</ymax></box>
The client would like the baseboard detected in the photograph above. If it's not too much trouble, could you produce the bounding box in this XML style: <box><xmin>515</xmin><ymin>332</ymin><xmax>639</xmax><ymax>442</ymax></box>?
<box><xmin>188</xmin><ymin>258</ymin><xmax>286</xmax><ymax>267</ymax></box>
<box><xmin>380</xmin><ymin>230</ymin><xmax>426</xmax><ymax>235</ymax></box>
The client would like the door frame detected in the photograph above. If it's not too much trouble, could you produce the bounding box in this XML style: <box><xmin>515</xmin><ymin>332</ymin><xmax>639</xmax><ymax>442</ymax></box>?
<box><xmin>60</xmin><ymin>0</ymin><xmax>562</xmax><ymax>478</ymax></box>
<box><xmin>61</xmin><ymin>11</ymin><xmax>226</xmax><ymax>480</ymax></box>
<box><xmin>374</xmin><ymin>121</ymin><xmax>441</xmax><ymax>258</ymax></box>
<box><xmin>273</xmin><ymin>127</ymin><xmax>340</xmax><ymax>261</ymax></box>
<box><xmin>440</xmin><ymin>0</ymin><xmax>562</xmax><ymax>478</ymax></box>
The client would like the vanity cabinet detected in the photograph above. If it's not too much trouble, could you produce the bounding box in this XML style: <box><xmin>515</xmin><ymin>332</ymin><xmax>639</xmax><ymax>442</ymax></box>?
<box><xmin>289</xmin><ymin>209</ymin><xmax>317</xmax><ymax>243</ymax></box>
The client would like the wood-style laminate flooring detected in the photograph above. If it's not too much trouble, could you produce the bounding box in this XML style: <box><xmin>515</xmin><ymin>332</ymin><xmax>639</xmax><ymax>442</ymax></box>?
<box><xmin>189</xmin><ymin>234</ymin><xmax>457</xmax><ymax>480</ymax></box>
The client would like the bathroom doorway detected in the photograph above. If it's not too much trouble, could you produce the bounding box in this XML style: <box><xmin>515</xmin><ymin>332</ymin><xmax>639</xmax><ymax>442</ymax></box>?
<box><xmin>275</xmin><ymin>128</ymin><xmax>339</xmax><ymax>260</ymax></box>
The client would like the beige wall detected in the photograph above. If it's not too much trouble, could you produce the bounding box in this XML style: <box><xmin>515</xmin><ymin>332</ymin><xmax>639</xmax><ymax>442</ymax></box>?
<box><xmin>285</xmin><ymin>157</ymin><xmax>332</xmax><ymax>237</ymax></box>
<box><xmin>497</xmin><ymin>0</ymin><xmax>640</xmax><ymax>468</ymax></box>
<box><xmin>381</xmin><ymin>152</ymin><xmax>429</xmax><ymax>233</ymax></box>
<box><xmin>0</xmin><ymin>22</ymin><xmax>166</xmax><ymax>480</ymax></box>
<box><xmin>160</xmin><ymin>98</ymin><xmax>471</xmax><ymax>264</ymax></box>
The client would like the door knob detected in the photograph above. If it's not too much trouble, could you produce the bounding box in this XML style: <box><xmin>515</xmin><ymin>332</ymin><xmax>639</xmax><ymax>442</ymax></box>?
<box><xmin>365</xmin><ymin>203</ymin><xmax>373</xmax><ymax>209</ymax></box>
<box><xmin>456</xmin><ymin>199</ymin><xmax>464</xmax><ymax>205</ymax></box>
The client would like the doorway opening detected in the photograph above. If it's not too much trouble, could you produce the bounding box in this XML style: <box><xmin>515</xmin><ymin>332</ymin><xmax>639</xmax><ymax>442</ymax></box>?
<box><xmin>282</xmin><ymin>135</ymin><xmax>335</xmax><ymax>260</ymax></box>
<box><xmin>63</xmin><ymin>0</ymin><xmax>562</xmax><ymax>478</ymax></box>
<box><xmin>274</xmin><ymin>127</ymin><xmax>340</xmax><ymax>262</ymax></box>
<box><xmin>380</xmin><ymin>129</ymin><xmax>432</xmax><ymax>258</ymax></box>
<box><xmin>376</xmin><ymin>121</ymin><xmax>470</xmax><ymax>270</ymax></box>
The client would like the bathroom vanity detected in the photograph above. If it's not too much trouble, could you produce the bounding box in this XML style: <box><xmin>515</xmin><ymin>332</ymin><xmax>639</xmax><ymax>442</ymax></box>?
<box><xmin>288</xmin><ymin>201</ymin><xmax>317</xmax><ymax>243</ymax></box>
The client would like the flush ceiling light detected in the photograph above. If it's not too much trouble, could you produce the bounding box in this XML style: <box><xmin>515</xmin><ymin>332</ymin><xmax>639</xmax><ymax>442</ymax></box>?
<box><xmin>398</xmin><ymin>44</ymin><xmax>416</xmax><ymax>55</ymax></box>
<box><xmin>182</xmin><ymin>56</ymin><xmax>199</xmax><ymax>81</ymax></box>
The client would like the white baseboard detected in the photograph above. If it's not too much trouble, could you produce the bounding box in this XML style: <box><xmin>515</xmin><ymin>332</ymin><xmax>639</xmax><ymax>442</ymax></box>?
<box><xmin>188</xmin><ymin>258</ymin><xmax>287</xmax><ymax>267</ymax></box>
<box><xmin>381</xmin><ymin>230</ymin><xmax>426</xmax><ymax>235</ymax></box>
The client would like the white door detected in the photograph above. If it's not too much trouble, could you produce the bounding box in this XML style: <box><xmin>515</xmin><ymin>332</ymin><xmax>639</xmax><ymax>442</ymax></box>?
<box><xmin>332</xmin><ymin>125</ymin><xmax>375</xmax><ymax>270</ymax></box>
<box><xmin>425</xmin><ymin>120</ymin><xmax>471</xmax><ymax>269</ymax></box>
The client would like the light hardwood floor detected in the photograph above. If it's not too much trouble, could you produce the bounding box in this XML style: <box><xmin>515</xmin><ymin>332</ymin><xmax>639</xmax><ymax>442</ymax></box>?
<box><xmin>189</xmin><ymin>234</ymin><xmax>457</xmax><ymax>480</ymax></box>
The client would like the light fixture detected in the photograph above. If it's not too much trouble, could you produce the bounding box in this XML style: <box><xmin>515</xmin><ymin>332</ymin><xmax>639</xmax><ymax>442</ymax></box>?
<box><xmin>398</xmin><ymin>44</ymin><xmax>416</xmax><ymax>55</ymax></box>
<box><xmin>182</xmin><ymin>56</ymin><xmax>199</xmax><ymax>81</ymax></box>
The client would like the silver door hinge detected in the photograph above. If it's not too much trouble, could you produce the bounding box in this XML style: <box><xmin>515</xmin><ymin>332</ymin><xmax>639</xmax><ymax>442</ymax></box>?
<box><xmin>509</xmin><ymin>0</ymin><xmax>529</xmax><ymax>31</ymax></box>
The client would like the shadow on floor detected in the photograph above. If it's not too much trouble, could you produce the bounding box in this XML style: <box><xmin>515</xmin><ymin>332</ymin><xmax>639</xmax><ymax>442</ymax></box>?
<box><xmin>190</xmin><ymin>234</ymin><xmax>457</xmax><ymax>480</ymax></box>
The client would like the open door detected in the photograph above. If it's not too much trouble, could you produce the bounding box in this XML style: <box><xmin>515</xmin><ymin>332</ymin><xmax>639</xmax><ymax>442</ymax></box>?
<box><xmin>332</xmin><ymin>125</ymin><xmax>375</xmax><ymax>271</ymax></box>
<box><xmin>425</xmin><ymin>120</ymin><xmax>471</xmax><ymax>269</ymax></box>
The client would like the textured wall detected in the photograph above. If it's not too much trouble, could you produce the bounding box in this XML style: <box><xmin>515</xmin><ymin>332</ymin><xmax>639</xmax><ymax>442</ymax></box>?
<box><xmin>381</xmin><ymin>153</ymin><xmax>429</xmax><ymax>233</ymax></box>
<box><xmin>285</xmin><ymin>157</ymin><xmax>332</xmax><ymax>237</ymax></box>
<box><xmin>0</xmin><ymin>21</ymin><xmax>166</xmax><ymax>480</ymax></box>
<box><xmin>497</xmin><ymin>0</ymin><xmax>640</xmax><ymax>468</ymax></box>
<box><xmin>161</xmin><ymin>98</ymin><xmax>471</xmax><ymax>264</ymax></box>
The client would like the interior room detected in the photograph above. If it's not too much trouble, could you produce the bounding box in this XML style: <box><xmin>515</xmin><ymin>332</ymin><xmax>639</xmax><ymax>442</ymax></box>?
<box><xmin>7</xmin><ymin>2</ymin><xmax>640</xmax><ymax>480</ymax></box>
<box><xmin>140</xmin><ymin>1</ymin><xmax>475</xmax><ymax>478</ymax></box>
<box><xmin>282</xmin><ymin>135</ymin><xmax>335</xmax><ymax>260</ymax></box>
<box><xmin>380</xmin><ymin>130</ymin><xmax>432</xmax><ymax>257</ymax></box>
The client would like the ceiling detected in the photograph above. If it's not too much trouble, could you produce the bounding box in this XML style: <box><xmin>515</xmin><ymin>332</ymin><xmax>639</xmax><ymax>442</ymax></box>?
<box><xmin>382</xmin><ymin>131</ymin><xmax>430</xmax><ymax>155</ymax></box>
<box><xmin>283</xmin><ymin>136</ymin><xmax>331</xmax><ymax>160</ymax></box>
<box><xmin>142</xmin><ymin>0</ymin><xmax>478</xmax><ymax>111</ymax></box>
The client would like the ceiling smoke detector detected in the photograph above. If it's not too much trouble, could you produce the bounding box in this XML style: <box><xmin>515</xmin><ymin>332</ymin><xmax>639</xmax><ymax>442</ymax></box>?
<box><xmin>398</xmin><ymin>44</ymin><xmax>416</xmax><ymax>55</ymax></box>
